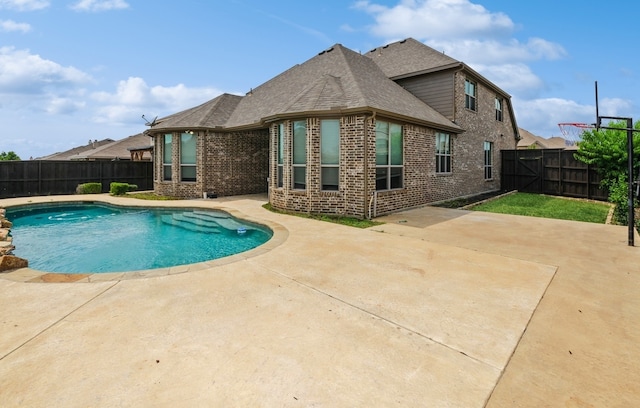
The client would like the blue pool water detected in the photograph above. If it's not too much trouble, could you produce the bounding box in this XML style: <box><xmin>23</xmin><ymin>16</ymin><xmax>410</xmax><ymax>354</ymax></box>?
<box><xmin>6</xmin><ymin>203</ymin><xmax>272</xmax><ymax>273</ymax></box>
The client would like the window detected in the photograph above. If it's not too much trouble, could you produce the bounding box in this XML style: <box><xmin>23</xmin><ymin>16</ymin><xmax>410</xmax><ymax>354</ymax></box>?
<box><xmin>292</xmin><ymin>120</ymin><xmax>307</xmax><ymax>189</ymax></box>
<box><xmin>277</xmin><ymin>123</ymin><xmax>284</xmax><ymax>188</ymax></box>
<box><xmin>484</xmin><ymin>141</ymin><xmax>493</xmax><ymax>180</ymax></box>
<box><xmin>320</xmin><ymin>119</ymin><xmax>340</xmax><ymax>191</ymax></box>
<box><xmin>375</xmin><ymin>120</ymin><xmax>403</xmax><ymax>190</ymax></box>
<box><xmin>180</xmin><ymin>132</ymin><xmax>196</xmax><ymax>182</ymax></box>
<box><xmin>495</xmin><ymin>97</ymin><xmax>503</xmax><ymax>121</ymax></box>
<box><xmin>163</xmin><ymin>134</ymin><xmax>172</xmax><ymax>181</ymax></box>
<box><xmin>465</xmin><ymin>79</ymin><xmax>477</xmax><ymax>111</ymax></box>
<box><xmin>435</xmin><ymin>133</ymin><xmax>451</xmax><ymax>174</ymax></box>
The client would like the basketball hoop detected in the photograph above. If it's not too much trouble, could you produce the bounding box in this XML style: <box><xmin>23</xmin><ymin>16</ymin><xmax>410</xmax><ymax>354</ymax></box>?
<box><xmin>558</xmin><ymin>122</ymin><xmax>595</xmax><ymax>144</ymax></box>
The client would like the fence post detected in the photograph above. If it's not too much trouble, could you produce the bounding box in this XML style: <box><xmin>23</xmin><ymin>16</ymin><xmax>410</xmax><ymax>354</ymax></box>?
<box><xmin>37</xmin><ymin>161</ymin><xmax>41</xmax><ymax>196</ymax></box>
<box><xmin>558</xmin><ymin>150</ymin><xmax>562</xmax><ymax>196</ymax></box>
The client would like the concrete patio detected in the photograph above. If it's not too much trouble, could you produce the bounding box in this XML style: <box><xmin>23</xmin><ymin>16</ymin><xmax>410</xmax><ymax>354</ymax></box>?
<box><xmin>0</xmin><ymin>194</ymin><xmax>638</xmax><ymax>407</ymax></box>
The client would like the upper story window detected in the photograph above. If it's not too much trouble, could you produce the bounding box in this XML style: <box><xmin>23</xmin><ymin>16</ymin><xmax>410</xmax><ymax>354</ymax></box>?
<box><xmin>465</xmin><ymin>79</ymin><xmax>477</xmax><ymax>111</ymax></box>
<box><xmin>292</xmin><ymin>120</ymin><xmax>307</xmax><ymax>189</ymax></box>
<box><xmin>495</xmin><ymin>97</ymin><xmax>503</xmax><ymax>121</ymax></box>
<box><xmin>180</xmin><ymin>132</ymin><xmax>196</xmax><ymax>182</ymax></box>
<box><xmin>277</xmin><ymin>123</ymin><xmax>284</xmax><ymax>188</ymax></box>
<box><xmin>163</xmin><ymin>134</ymin><xmax>172</xmax><ymax>181</ymax></box>
<box><xmin>375</xmin><ymin>120</ymin><xmax>403</xmax><ymax>190</ymax></box>
<box><xmin>435</xmin><ymin>132</ymin><xmax>452</xmax><ymax>174</ymax></box>
<box><xmin>484</xmin><ymin>141</ymin><xmax>493</xmax><ymax>180</ymax></box>
<box><xmin>320</xmin><ymin>119</ymin><xmax>340</xmax><ymax>191</ymax></box>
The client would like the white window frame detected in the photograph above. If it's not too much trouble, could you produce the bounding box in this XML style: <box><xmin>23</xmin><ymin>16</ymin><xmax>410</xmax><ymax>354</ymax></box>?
<box><xmin>320</xmin><ymin>119</ymin><xmax>340</xmax><ymax>191</ymax></box>
<box><xmin>436</xmin><ymin>133</ymin><xmax>452</xmax><ymax>174</ymax></box>
<box><xmin>162</xmin><ymin>133</ymin><xmax>172</xmax><ymax>181</ymax></box>
<box><xmin>375</xmin><ymin>120</ymin><xmax>403</xmax><ymax>191</ymax></box>
<box><xmin>292</xmin><ymin>120</ymin><xmax>307</xmax><ymax>190</ymax></box>
<box><xmin>495</xmin><ymin>97</ymin><xmax>503</xmax><ymax>122</ymax></box>
<box><xmin>465</xmin><ymin>79</ymin><xmax>477</xmax><ymax>111</ymax></box>
<box><xmin>180</xmin><ymin>132</ymin><xmax>197</xmax><ymax>182</ymax></box>
<box><xmin>484</xmin><ymin>141</ymin><xmax>493</xmax><ymax>180</ymax></box>
<box><xmin>277</xmin><ymin>123</ymin><xmax>284</xmax><ymax>188</ymax></box>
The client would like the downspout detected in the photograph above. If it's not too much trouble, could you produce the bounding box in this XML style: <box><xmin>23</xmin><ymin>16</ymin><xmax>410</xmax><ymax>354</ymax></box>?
<box><xmin>365</xmin><ymin>111</ymin><xmax>377</xmax><ymax>219</ymax></box>
<box><xmin>202</xmin><ymin>130</ymin><xmax>208</xmax><ymax>199</ymax></box>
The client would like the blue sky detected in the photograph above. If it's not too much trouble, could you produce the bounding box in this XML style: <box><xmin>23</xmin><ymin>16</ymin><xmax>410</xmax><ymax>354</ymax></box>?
<box><xmin>1</xmin><ymin>0</ymin><xmax>638</xmax><ymax>159</ymax></box>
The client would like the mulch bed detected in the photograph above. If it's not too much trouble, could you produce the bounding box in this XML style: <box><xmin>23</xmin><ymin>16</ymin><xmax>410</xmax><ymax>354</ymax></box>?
<box><xmin>432</xmin><ymin>190</ymin><xmax>511</xmax><ymax>209</ymax></box>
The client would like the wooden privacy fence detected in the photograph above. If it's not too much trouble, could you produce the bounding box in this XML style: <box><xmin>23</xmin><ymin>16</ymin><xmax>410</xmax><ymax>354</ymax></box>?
<box><xmin>501</xmin><ymin>149</ymin><xmax>607</xmax><ymax>201</ymax></box>
<box><xmin>0</xmin><ymin>160</ymin><xmax>153</xmax><ymax>198</ymax></box>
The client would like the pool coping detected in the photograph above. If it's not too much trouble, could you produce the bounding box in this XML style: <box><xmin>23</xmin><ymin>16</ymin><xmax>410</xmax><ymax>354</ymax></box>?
<box><xmin>0</xmin><ymin>194</ymin><xmax>288</xmax><ymax>283</ymax></box>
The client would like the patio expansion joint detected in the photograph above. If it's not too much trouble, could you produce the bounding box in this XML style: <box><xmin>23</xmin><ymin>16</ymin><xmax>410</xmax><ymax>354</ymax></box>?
<box><xmin>482</xmin><ymin>263</ymin><xmax>560</xmax><ymax>408</ymax></box>
<box><xmin>0</xmin><ymin>280</ymin><xmax>120</xmax><ymax>362</ymax></box>
<box><xmin>260</xmin><ymin>263</ymin><xmax>505</xmax><ymax>372</ymax></box>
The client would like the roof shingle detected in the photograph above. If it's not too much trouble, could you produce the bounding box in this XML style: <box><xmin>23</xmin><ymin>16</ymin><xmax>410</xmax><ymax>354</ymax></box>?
<box><xmin>365</xmin><ymin>38</ymin><xmax>460</xmax><ymax>79</ymax></box>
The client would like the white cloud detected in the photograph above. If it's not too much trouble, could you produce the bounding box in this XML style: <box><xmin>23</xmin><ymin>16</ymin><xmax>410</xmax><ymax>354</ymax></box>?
<box><xmin>91</xmin><ymin>77</ymin><xmax>222</xmax><ymax>124</ymax></box>
<box><xmin>355</xmin><ymin>0</ymin><xmax>514</xmax><ymax>40</ymax></box>
<box><xmin>356</xmin><ymin>0</ymin><xmax>579</xmax><ymax>136</ymax></box>
<box><xmin>514</xmin><ymin>97</ymin><xmax>595</xmax><ymax>137</ymax></box>
<box><xmin>428</xmin><ymin>38</ymin><xmax>566</xmax><ymax>66</ymax></box>
<box><xmin>70</xmin><ymin>0</ymin><xmax>129</xmax><ymax>12</ymax></box>
<box><xmin>0</xmin><ymin>0</ymin><xmax>49</xmax><ymax>11</ymax></box>
<box><xmin>472</xmin><ymin>63</ymin><xmax>544</xmax><ymax>97</ymax></box>
<box><xmin>599</xmin><ymin>97</ymin><xmax>634</xmax><ymax>118</ymax></box>
<box><xmin>46</xmin><ymin>97</ymin><xmax>86</xmax><ymax>115</ymax></box>
<box><xmin>0</xmin><ymin>46</ymin><xmax>93</xmax><ymax>94</ymax></box>
<box><xmin>0</xmin><ymin>19</ymin><xmax>31</xmax><ymax>32</ymax></box>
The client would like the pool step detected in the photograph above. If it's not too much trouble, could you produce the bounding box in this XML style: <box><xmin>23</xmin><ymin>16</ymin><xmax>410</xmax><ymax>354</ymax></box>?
<box><xmin>159</xmin><ymin>214</ymin><xmax>222</xmax><ymax>234</ymax></box>
<box><xmin>187</xmin><ymin>211</ymin><xmax>257</xmax><ymax>232</ymax></box>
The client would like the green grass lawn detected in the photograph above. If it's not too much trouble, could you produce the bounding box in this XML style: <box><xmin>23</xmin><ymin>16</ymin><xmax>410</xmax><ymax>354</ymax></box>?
<box><xmin>470</xmin><ymin>193</ymin><xmax>611</xmax><ymax>224</ymax></box>
<box><xmin>124</xmin><ymin>192</ymin><xmax>181</xmax><ymax>200</ymax></box>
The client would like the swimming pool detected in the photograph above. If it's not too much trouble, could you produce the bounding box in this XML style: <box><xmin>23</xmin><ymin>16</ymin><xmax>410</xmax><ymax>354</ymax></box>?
<box><xmin>6</xmin><ymin>202</ymin><xmax>273</xmax><ymax>273</ymax></box>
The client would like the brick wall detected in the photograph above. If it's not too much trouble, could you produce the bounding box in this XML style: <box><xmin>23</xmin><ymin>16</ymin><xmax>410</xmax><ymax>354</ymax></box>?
<box><xmin>446</xmin><ymin>71</ymin><xmax>517</xmax><ymax>200</ymax></box>
<box><xmin>154</xmin><ymin>130</ymin><xmax>269</xmax><ymax>198</ymax></box>
<box><xmin>154</xmin><ymin>132</ymin><xmax>204</xmax><ymax>198</ymax></box>
<box><xmin>204</xmin><ymin>130</ymin><xmax>269</xmax><ymax>197</ymax></box>
<box><xmin>269</xmin><ymin>106</ymin><xmax>517</xmax><ymax>218</ymax></box>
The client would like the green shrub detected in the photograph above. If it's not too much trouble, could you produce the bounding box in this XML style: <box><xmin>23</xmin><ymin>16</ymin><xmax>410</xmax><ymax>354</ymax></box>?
<box><xmin>76</xmin><ymin>182</ymin><xmax>102</xmax><ymax>194</ymax></box>
<box><xmin>110</xmin><ymin>182</ymin><xmax>137</xmax><ymax>196</ymax></box>
<box><xmin>608</xmin><ymin>175</ymin><xmax>639</xmax><ymax>225</ymax></box>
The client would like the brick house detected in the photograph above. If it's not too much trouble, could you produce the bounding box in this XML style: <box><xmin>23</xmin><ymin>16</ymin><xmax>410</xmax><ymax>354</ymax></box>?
<box><xmin>145</xmin><ymin>38</ymin><xmax>519</xmax><ymax>218</ymax></box>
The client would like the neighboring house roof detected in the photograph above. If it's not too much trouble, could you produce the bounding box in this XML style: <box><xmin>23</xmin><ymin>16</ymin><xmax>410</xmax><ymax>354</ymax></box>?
<box><xmin>149</xmin><ymin>43</ymin><xmax>462</xmax><ymax>134</ymax></box>
<box><xmin>517</xmin><ymin>128</ymin><xmax>575</xmax><ymax>149</ymax></box>
<box><xmin>68</xmin><ymin>133</ymin><xmax>153</xmax><ymax>160</ymax></box>
<box><xmin>39</xmin><ymin>138</ymin><xmax>116</xmax><ymax>160</ymax></box>
<box><xmin>151</xmin><ymin>93</ymin><xmax>243</xmax><ymax>132</ymax></box>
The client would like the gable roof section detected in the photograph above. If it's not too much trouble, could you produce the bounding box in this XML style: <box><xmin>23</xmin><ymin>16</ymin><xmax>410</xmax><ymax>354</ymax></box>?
<box><xmin>225</xmin><ymin>44</ymin><xmax>461</xmax><ymax>133</ymax></box>
<box><xmin>151</xmin><ymin>93</ymin><xmax>243</xmax><ymax>132</ymax></box>
<box><xmin>69</xmin><ymin>133</ymin><xmax>153</xmax><ymax>160</ymax></box>
<box><xmin>39</xmin><ymin>138</ymin><xmax>115</xmax><ymax>160</ymax></box>
<box><xmin>517</xmin><ymin>128</ymin><xmax>574</xmax><ymax>150</ymax></box>
<box><xmin>366</xmin><ymin>38</ymin><xmax>512</xmax><ymax>99</ymax></box>
<box><xmin>365</xmin><ymin>38</ymin><xmax>460</xmax><ymax>79</ymax></box>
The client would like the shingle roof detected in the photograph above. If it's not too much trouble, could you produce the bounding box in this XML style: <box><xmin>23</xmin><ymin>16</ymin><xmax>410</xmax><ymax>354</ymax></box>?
<box><xmin>224</xmin><ymin>44</ymin><xmax>461</xmax><ymax>132</ymax></box>
<box><xmin>39</xmin><ymin>138</ymin><xmax>115</xmax><ymax>160</ymax></box>
<box><xmin>151</xmin><ymin>93</ymin><xmax>243</xmax><ymax>131</ymax></box>
<box><xmin>69</xmin><ymin>133</ymin><xmax>153</xmax><ymax>160</ymax></box>
<box><xmin>517</xmin><ymin>128</ymin><xmax>574</xmax><ymax>150</ymax></box>
<box><xmin>146</xmin><ymin>42</ymin><xmax>464</xmax><ymax>134</ymax></box>
<box><xmin>365</xmin><ymin>38</ymin><xmax>460</xmax><ymax>79</ymax></box>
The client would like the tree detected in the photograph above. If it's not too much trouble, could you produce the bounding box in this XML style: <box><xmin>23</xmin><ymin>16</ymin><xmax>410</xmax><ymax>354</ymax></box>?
<box><xmin>0</xmin><ymin>151</ymin><xmax>21</xmax><ymax>161</ymax></box>
<box><xmin>574</xmin><ymin>120</ymin><xmax>640</xmax><ymax>225</ymax></box>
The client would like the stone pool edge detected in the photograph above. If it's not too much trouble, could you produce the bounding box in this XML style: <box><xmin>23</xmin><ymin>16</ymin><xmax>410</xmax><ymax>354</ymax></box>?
<box><xmin>0</xmin><ymin>194</ymin><xmax>288</xmax><ymax>283</ymax></box>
